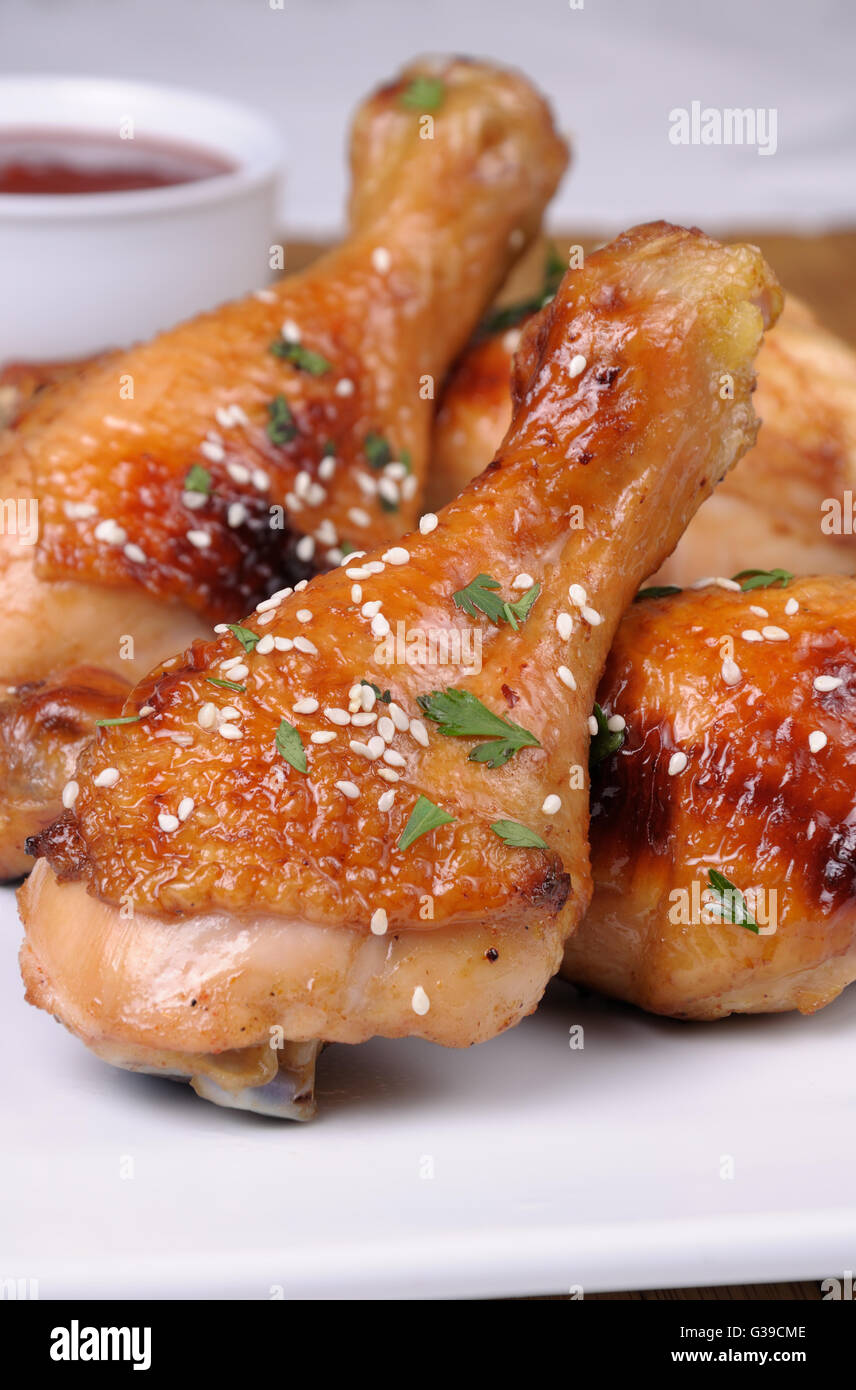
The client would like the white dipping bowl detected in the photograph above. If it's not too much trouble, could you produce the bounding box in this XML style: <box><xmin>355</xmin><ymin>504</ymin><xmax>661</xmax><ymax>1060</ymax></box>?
<box><xmin>0</xmin><ymin>75</ymin><xmax>282</xmax><ymax>362</ymax></box>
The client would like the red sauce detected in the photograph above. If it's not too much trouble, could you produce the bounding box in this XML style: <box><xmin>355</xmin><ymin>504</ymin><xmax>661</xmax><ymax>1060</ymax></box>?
<box><xmin>0</xmin><ymin>129</ymin><xmax>235</xmax><ymax>196</ymax></box>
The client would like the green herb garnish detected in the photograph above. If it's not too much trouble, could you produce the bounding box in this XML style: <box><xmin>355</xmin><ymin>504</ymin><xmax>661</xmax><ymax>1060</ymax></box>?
<box><xmin>184</xmin><ymin>464</ymin><xmax>212</xmax><ymax>494</ymax></box>
<box><xmin>417</xmin><ymin>688</ymin><xmax>540</xmax><ymax>769</ymax></box>
<box><xmin>732</xmin><ymin>568</ymin><xmax>794</xmax><ymax>592</ymax></box>
<box><xmin>95</xmin><ymin>714</ymin><xmax>142</xmax><ymax>728</ymax></box>
<box><xmin>275</xmin><ymin>718</ymin><xmax>307</xmax><ymax>774</ymax></box>
<box><xmin>589</xmin><ymin>703</ymin><xmax>626</xmax><ymax>767</ymax></box>
<box><xmin>362</xmin><ymin>679</ymin><xmax>391</xmax><ymax>703</ymax></box>
<box><xmin>452</xmin><ymin>573</ymin><xmax>540</xmax><ymax>631</ymax></box>
<box><xmin>490</xmin><ymin>820</ymin><xmax>549</xmax><ymax>850</ymax></box>
<box><xmin>477</xmin><ymin>247</ymin><xmax>565</xmax><ymax>339</ymax></box>
<box><xmin>270</xmin><ymin>340</ymin><xmax>331</xmax><ymax>375</ymax></box>
<box><xmin>364</xmin><ymin>432</ymin><xmax>392</xmax><ymax>470</ymax></box>
<box><xmin>705</xmin><ymin>869</ymin><xmax>759</xmax><ymax>933</ymax></box>
<box><xmin>399</xmin><ymin>76</ymin><xmax>445</xmax><ymax>111</ymax></box>
<box><xmin>634</xmin><ymin>584</ymin><xmax>683</xmax><ymax>602</ymax></box>
<box><xmin>267</xmin><ymin>394</ymin><xmax>297</xmax><ymax>445</ymax></box>
<box><xmin>227</xmin><ymin>624</ymin><xmax>260</xmax><ymax>653</ymax></box>
<box><xmin>206</xmin><ymin>676</ymin><xmax>246</xmax><ymax>693</ymax></box>
<box><xmin>340</xmin><ymin>541</ymin><xmax>357</xmax><ymax>557</ymax></box>
<box><xmin>398</xmin><ymin>794</ymin><xmax>456</xmax><ymax>850</ymax></box>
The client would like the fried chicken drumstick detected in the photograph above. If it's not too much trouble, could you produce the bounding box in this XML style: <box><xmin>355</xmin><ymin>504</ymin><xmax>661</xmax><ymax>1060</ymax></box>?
<box><xmin>18</xmin><ymin>223</ymin><xmax>781</xmax><ymax>1116</ymax></box>
<box><xmin>0</xmin><ymin>57</ymin><xmax>567</xmax><ymax>685</ymax></box>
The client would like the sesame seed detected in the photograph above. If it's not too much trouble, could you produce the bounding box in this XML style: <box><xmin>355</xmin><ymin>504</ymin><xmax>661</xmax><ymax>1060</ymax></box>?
<box><xmin>362</xmin><ymin>600</ymin><xmax>382</xmax><ymax>618</ymax></box>
<box><xmin>295</xmin><ymin>580</ymin><xmax>309</xmax><ymax>592</ymax></box>
<box><xmin>257</xmin><ymin>612</ymin><xmax>275</xmax><ymax>626</ymax></box>
<box><xmin>372</xmin><ymin>613</ymin><xmax>390</xmax><ymax>639</ymax></box>
<box><xmin>293</xmin><ymin>697</ymin><xmax>319</xmax><ymax>714</ymax></box>
<box><xmin>382</xmin><ymin>547</ymin><xmax>410</xmax><ymax>565</ymax></box>
<box><xmin>227</xmin><ymin>664</ymin><xmax>248</xmax><ymax>682</ymax></box>
<box><xmin>177</xmin><ymin>797</ymin><xmax>195</xmax><ymax>821</ymax></box>
<box><xmin>94</xmin><ymin>768</ymin><xmax>120</xmax><ymax>788</ymax></box>
<box><xmin>361</xmin><ymin>685</ymin><xmax>376</xmax><ymax>711</ymax></box>
<box><xmin>569</xmin><ymin>354</ymin><xmax>587</xmax><ymax>378</ymax></box>
<box><xmin>345</xmin><ymin>566</ymin><xmax>372</xmax><ymax>581</ymax></box>
<box><xmin>364</xmin><ymin>561</ymin><xmax>385</xmax><ymax>575</ymax></box>
<box><xmin>370</xmin><ymin>907</ymin><xmax>389</xmax><ymax>935</ymax></box>
<box><xmin>722</xmin><ymin>658</ymin><xmax>742</xmax><ymax>685</ymax></box>
<box><xmin>785</xmin><ymin>597</ymin><xmax>799</xmax><ymax>616</ymax></box>
<box><xmin>325</xmin><ymin>707</ymin><xmax>351</xmax><ymax>726</ymax></box>
<box><xmin>293</xmin><ymin>636</ymin><xmax>318</xmax><ymax>655</ymax></box>
<box><xmin>218</xmin><ymin>724</ymin><xmax>242</xmax><ymax>740</ymax></box>
<box><xmin>306</xmin><ymin>484</ymin><xmax>326</xmax><ymax>507</ymax></box>
<box><xmin>216</xmin><ymin>405</ymin><xmax>236</xmax><ymax>429</ymax></box>
<box><xmin>557</xmin><ymin>665</ymin><xmax>576</xmax><ymax>690</ymax></box>
<box><xmin>343</xmin><ymin>551</ymin><xmax>365</xmax><ymax>564</ymax></box>
<box><xmin>378</xmin><ymin>478</ymin><xmax>399</xmax><ymax>505</ymax></box>
<box><xmin>762</xmin><ymin>626</ymin><xmax>789</xmax><ymax>642</ymax></box>
<box><xmin>285</xmin><ymin>493</ymin><xmax>303</xmax><ymax>512</ymax></box>
<box><xmin>581</xmin><ymin>605</ymin><xmax>602</xmax><ymax>626</ymax></box>
<box><xmin>377</xmin><ymin>768</ymin><xmax>400</xmax><ymax>783</ymax></box>
<box><xmin>94</xmin><ymin>519</ymin><xmax>126</xmax><ymax>545</ymax></box>
<box><xmin>419</xmin><ymin>513</ymin><xmax>438</xmax><ymax>535</ymax></box>
<box><xmin>315</xmin><ymin>519</ymin><xmax>337</xmax><ymax>546</ymax></box>
<box><xmin>556</xmin><ymin>612</ymin><xmax>573</xmax><ymax>640</ymax></box>
<box><xmin>606</xmin><ymin>714</ymin><xmax>626</xmax><ymax>732</ymax></box>
<box><xmin>157</xmin><ymin>812</ymin><xmax>180</xmax><ymax>832</ymax></box>
<box><xmin>377</xmin><ymin>715</ymin><xmax>395</xmax><ymax>742</ymax></box>
<box><xmin>815</xmin><ymin>675</ymin><xmax>843</xmax><ymax>692</ymax></box>
<box><xmin>281</xmin><ymin>318</ymin><xmax>300</xmax><ymax>342</ymax></box>
<box><xmin>512</xmin><ymin>573</ymin><xmax>534</xmax><ymax>589</ymax></box>
<box><xmin>351</xmin><ymin>711</ymin><xmax>377</xmax><ymax>726</ymax></box>
<box><xmin>254</xmin><ymin>288</ymin><xmax>277</xmax><ymax>302</ymax></box>
<box><xmin>220</xmin><ymin>705</ymin><xmax>240</xmax><ymax>721</ymax></box>
<box><xmin>351</xmin><ymin>584</ymin><xmax>362</xmax><ymax>604</ymax></box>
<box><xmin>64</xmin><ymin>500</ymin><xmax>97</xmax><ymax>519</ymax></box>
<box><xmin>809</xmin><ymin>730</ymin><xmax>828</xmax><ymax>753</ymax></box>
<box><xmin>318</xmin><ymin>456</ymin><xmax>336</xmax><ymax>481</ymax></box>
<box><xmin>349</xmin><ymin>741</ymin><xmax>374</xmax><ymax>759</ymax></box>
<box><xmin>181</xmin><ymin>489</ymin><xmax>207</xmax><ymax>511</ymax></box>
<box><xmin>335</xmin><ymin>378</ymin><xmax>355</xmax><ymax>396</ymax></box>
<box><xmin>198</xmin><ymin>703</ymin><xmax>218</xmax><ymax>729</ymax></box>
<box><xmin>227</xmin><ymin>461</ymin><xmax>251</xmax><ymax>484</ymax></box>
<box><xmin>371</xmin><ymin>246</ymin><xmax>391</xmax><ymax>273</ymax></box>
<box><xmin>296</xmin><ymin>608</ymin><xmax>313</xmax><ymax>623</ymax></box>
<box><xmin>690</xmin><ymin>577</ymin><xmax>715</xmax><ymax>590</ymax></box>
<box><xmin>274</xmin><ymin>637</ymin><xmax>293</xmax><ymax>652</ymax></box>
<box><xmin>409</xmin><ymin>720</ymin><xmax>429</xmax><ymax>747</ymax></box>
<box><xmin>256</xmin><ymin>634</ymin><xmax>275</xmax><ymax>655</ymax></box>
<box><xmin>336</xmin><ymin>780</ymin><xmax>360</xmax><ymax>800</ymax></box>
<box><xmin>402</xmin><ymin>475</ymin><xmax>418</xmax><ymax>500</ymax></box>
<box><xmin>668</xmin><ymin>752</ymin><xmax>688</xmax><ymax>776</ymax></box>
<box><xmin>542</xmin><ymin>794</ymin><xmax>562</xmax><ymax>815</ymax></box>
<box><xmin>411</xmin><ymin>986</ymin><xmax>430</xmax><ymax>1016</ymax></box>
<box><xmin>348</xmin><ymin>508</ymin><xmax>371</xmax><ymax>528</ymax></box>
<box><xmin>587</xmin><ymin>716</ymin><xmax>599</xmax><ymax>735</ymax></box>
<box><xmin>749</xmin><ymin>605</ymin><xmax>768</xmax><ymax>618</ymax></box>
<box><xmin>139</xmin><ymin>705</ymin><xmax>154</xmax><ymax>716</ymax></box>
<box><xmin>311</xmin><ymin>731</ymin><xmax>337</xmax><ymax>744</ymax></box>
<box><xmin>123</xmin><ymin>542</ymin><xmax>146</xmax><ymax>564</ymax></box>
<box><xmin>378</xmin><ymin>790</ymin><xmax>396</xmax><ymax>811</ymax></box>
<box><xmin>388</xmin><ymin>702</ymin><xmax>409</xmax><ymax>731</ymax></box>
<box><xmin>200</xmin><ymin>439</ymin><xmax>225</xmax><ymax>463</ymax></box>
<box><xmin>227</xmin><ymin>503</ymin><xmax>247</xmax><ymax>528</ymax></box>
<box><xmin>252</xmin><ymin>469</ymin><xmax>270</xmax><ymax>491</ymax></box>
<box><xmin>568</xmin><ymin>583</ymin><xmax>587</xmax><ymax>607</ymax></box>
<box><xmin>383</xmin><ymin>748</ymin><xmax>406</xmax><ymax>768</ymax></box>
<box><xmin>367</xmin><ymin>735</ymin><xmax>385</xmax><ymax>759</ymax></box>
<box><xmin>714</xmin><ymin>576</ymin><xmax>742</xmax><ymax>592</ymax></box>
<box><xmin>187</xmin><ymin>530</ymin><xmax>211</xmax><ymax>549</ymax></box>
<box><xmin>62</xmin><ymin>780</ymin><xmax>79</xmax><ymax>808</ymax></box>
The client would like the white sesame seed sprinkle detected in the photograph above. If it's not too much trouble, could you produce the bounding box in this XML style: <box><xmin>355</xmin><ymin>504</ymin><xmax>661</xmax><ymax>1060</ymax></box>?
<box><xmin>371</xmin><ymin>246</ymin><xmax>391</xmax><ymax>274</ymax></box>
<box><xmin>361</xmin><ymin>600</ymin><xmax>382</xmax><ymax>618</ymax></box>
<box><xmin>513</xmin><ymin>573</ymin><xmax>535</xmax><ymax>589</ymax></box>
<box><xmin>556</xmin><ymin>612</ymin><xmax>574</xmax><ymax>641</ymax></box>
<box><xmin>377</xmin><ymin>768</ymin><xmax>400</xmax><ymax>783</ymax></box>
<box><xmin>123</xmin><ymin>542</ymin><xmax>146</xmax><ymax>564</ymax></box>
<box><xmin>809</xmin><ymin>730</ymin><xmax>828</xmax><ymax>753</ymax></box>
<box><xmin>361</xmin><ymin>685</ymin><xmax>376</xmax><ymax>711</ymax></box>
<box><xmin>741</xmin><ymin>629</ymin><xmax>763</xmax><ymax>643</ymax></box>
<box><xmin>350</xmin><ymin>584</ymin><xmax>362</xmax><ymax>604</ymax></box>
<box><xmin>419</xmin><ymin>513</ymin><xmax>438</xmax><ymax>535</ymax></box>
<box><xmin>318</xmin><ymin>456</ymin><xmax>336</xmax><ymax>481</ymax></box>
<box><xmin>274</xmin><ymin>637</ymin><xmax>293</xmax><ymax>652</ymax></box>
<box><xmin>388</xmin><ymin>702</ymin><xmax>409</xmax><ymax>731</ymax></box>
<box><xmin>785</xmin><ymin>597</ymin><xmax>799</xmax><ymax>616</ymax></box>
<box><xmin>607</xmin><ymin>714</ymin><xmax>626</xmax><ymax>732</ymax></box>
<box><xmin>256</xmin><ymin>634</ymin><xmax>275</xmax><ymax>655</ymax></box>
<box><xmin>372</xmin><ymin>613</ymin><xmax>390</xmax><ymax>639</ymax></box>
<box><xmin>351</xmin><ymin>711</ymin><xmax>377</xmax><ymax>727</ymax></box>
<box><xmin>325</xmin><ymin>707</ymin><xmax>351</xmax><ymax>726</ymax></box>
<box><xmin>281</xmin><ymin>318</ymin><xmax>300</xmax><ymax>342</ymax></box>
<box><xmin>762</xmin><ymin>626</ymin><xmax>789</xmax><ymax>642</ymax></box>
<box><xmin>200</xmin><ymin>439</ymin><xmax>225</xmax><ymax>463</ymax></box>
<box><xmin>311</xmin><ymin>731</ymin><xmax>337</xmax><ymax>745</ymax></box>
<box><xmin>296</xmin><ymin>608</ymin><xmax>313</xmax><ymax>623</ymax></box>
<box><xmin>198</xmin><ymin>703</ymin><xmax>218</xmax><ymax>729</ymax></box>
<box><xmin>587</xmin><ymin>716</ymin><xmax>599</xmax><ymax>736</ymax></box>
<box><xmin>749</xmin><ymin>605</ymin><xmax>768</xmax><ymax>618</ymax></box>
<box><xmin>94</xmin><ymin>768</ymin><xmax>120</xmax><ymax>788</ymax></box>
<box><xmin>335</xmin><ymin>780</ymin><xmax>360</xmax><ymax>801</ymax></box>
<box><xmin>349</xmin><ymin>740</ymin><xmax>374</xmax><ymax>759</ymax></box>
<box><xmin>227</xmin><ymin>503</ymin><xmax>247</xmax><ymax>528</ymax></box>
<box><xmin>409</xmin><ymin>719</ymin><xmax>429</xmax><ymax>747</ymax></box>
<box><xmin>348</xmin><ymin>508</ymin><xmax>371</xmax><ymax>528</ymax></box>
<box><xmin>218</xmin><ymin>724</ymin><xmax>242</xmax><ymax>740</ymax></box>
<box><xmin>64</xmin><ymin>500</ymin><xmax>97</xmax><ymax>520</ymax></box>
<box><xmin>668</xmin><ymin>751</ymin><xmax>688</xmax><ymax>776</ymax></box>
<box><xmin>722</xmin><ymin>658</ymin><xmax>742</xmax><ymax>686</ymax></box>
<box><xmin>568</xmin><ymin>583</ymin><xmax>587</xmax><ymax>607</ymax></box>
<box><xmin>157</xmin><ymin>812</ymin><xmax>180</xmax><ymax>832</ymax></box>
<box><xmin>335</xmin><ymin>378</ymin><xmax>355</xmax><ymax>397</ymax></box>
<box><xmin>252</xmin><ymin>469</ymin><xmax>269</xmax><ymax>491</ymax></box>
<box><xmin>62</xmin><ymin>780</ymin><xmax>79</xmax><ymax>809</ymax></box>
<box><xmin>94</xmin><ymin>519</ymin><xmax>126</xmax><ymax>545</ymax></box>
<box><xmin>227</xmin><ymin>461</ymin><xmax>251</xmax><ymax>484</ymax></box>
<box><xmin>293</xmin><ymin>636</ymin><xmax>318</xmax><ymax>655</ymax></box>
<box><xmin>139</xmin><ymin>705</ymin><xmax>154</xmax><ymax>716</ymax></box>
<box><xmin>187</xmin><ymin>529</ymin><xmax>211</xmax><ymax>550</ymax></box>
<box><xmin>367</xmin><ymin>736</ymin><xmax>385</xmax><ymax>759</ymax></box>
<box><xmin>411</xmin><ymin>986</ymin><xmax>430</xmax><ymax>1016</ymax></box>
<box><xmin>557</xmin><ymin>665</ymin><xmax>577</xmax><ymax>690</ymax></box>
<box><xmin>177</xmin><ymin>797</ymin><xmax>195</xmax><ymax>821</ymax></box>
<box><xmin>383</xmin><ymin>748</ymin><xmax>406</xmax><ymax>768</ymax></box>
<box><xmin>293</xmin><ymin>697</ymin><xmax>319</xmax><ymax>714</ymax></box>
<box><xmin>814</xmin><ymin>675</ymin><xmax>843</xmax><ymax>692</ymax></box>
<box><xmin>377</xmin><ymin>716</ymin><xmax>395</xmax><ymax>742</ymax></box>
<box><xmin>378</xmin><ymin>790</ymin><xmax>396</xmax><ymax>812</ymax></box>
<box><xmin>542</xmin><ymin>794</ymin><xmax>562</xmax><ymax>815</ymax></box>
<box><xmin>569</xmin><ymin>354</ymin><xmax>587</xmax><ymax>378</ymax></box>
<box><xmin>371</xmin><ymin>907</ymin><xmax>389</xmax><ymax>935</ymax></box>
<box><xmin>581</xmin><ymin>605</ymin><xmax>602</xmax><ymax>626</ymax></box>
<box><xmin>382</xmin><ymin>547</ymin><xmax>410</xmax><ymax>565</ymax></box>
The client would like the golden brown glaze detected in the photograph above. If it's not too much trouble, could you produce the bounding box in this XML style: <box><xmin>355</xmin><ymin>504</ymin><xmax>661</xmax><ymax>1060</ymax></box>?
<box><xmin>0</xmin><ymin>57</ymin><xmax>567</xmax><ymax>682</ymax></box>
<box><xmin>19</xmin><ymin>222</ymin><xmax>780</xmax><ymax>1076</ymax></box>
<box><xmin>0</xmin><ymin>667</ymin><xmax>128</xmax><ymax>880</ymax></box>
<box><xmin>433</xmin><ymin>292</ymin><xmax>856</xmax><ymax>581</ymax></box>
<box><xmin>564</xmin><ymin>576</ymin><xmax>856</xmax><ymax>1018</ymax></box>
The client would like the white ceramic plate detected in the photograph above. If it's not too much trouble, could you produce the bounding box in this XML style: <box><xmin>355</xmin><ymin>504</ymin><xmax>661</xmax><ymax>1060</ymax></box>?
<box><xmin>2</xmin><ymin>882</ymin><xmax>854</xmax><ymax>1300</ymax></box>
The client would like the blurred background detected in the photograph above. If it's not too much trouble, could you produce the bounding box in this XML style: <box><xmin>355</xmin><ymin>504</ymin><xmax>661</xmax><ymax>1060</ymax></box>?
<box><xmin>3</xmin><ymin>0</ymin><xmax>855</xmax><ymax>236</ymax></box>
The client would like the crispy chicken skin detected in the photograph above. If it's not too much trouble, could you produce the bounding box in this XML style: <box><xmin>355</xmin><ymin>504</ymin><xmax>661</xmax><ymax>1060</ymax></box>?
<box><xmin>564</xmin><ymin>577</ymin><xmax>856</xmax><ymax>1019</ymax></box>
<box><xmin>433</xmin><ymin>292</ymin><xmax>856</xmax><ymax>579</ymax></box>
<box><xmin>0</xmin><ymin>57</ymin><xmax>567</xmax><ymax>684</ymax></box>
<box><xmin>18</xmin><ymin>223</ymin><xmax>780</xmax><ymax>1112</ymax></box>
<box><xmin>0</xmin><ymin>667</ymin><xmax>127</xmax><ymax>881</ymax></box>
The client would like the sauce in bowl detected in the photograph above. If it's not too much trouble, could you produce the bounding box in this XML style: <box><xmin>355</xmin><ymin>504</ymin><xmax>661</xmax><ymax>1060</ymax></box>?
<box><xmin>0</xmin><ymin>129</ymin><xmax>235</xmax><ymax>196</ymax></box>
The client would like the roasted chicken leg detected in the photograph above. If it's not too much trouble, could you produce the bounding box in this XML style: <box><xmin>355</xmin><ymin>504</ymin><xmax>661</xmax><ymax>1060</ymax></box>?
<box><xmin>0</xmin><ymin>57</ymin><xmax>567</xmax><ymax>684</ymax></box>
<box><xmin>18</xmin><ymin>223</ymin><xmax>781</xmax><ymax>1116</ymax></box>
<box><xmin>564</xmin><ymin>576</ymin><xmax>856</xmax><ymax>1018</ymax></box>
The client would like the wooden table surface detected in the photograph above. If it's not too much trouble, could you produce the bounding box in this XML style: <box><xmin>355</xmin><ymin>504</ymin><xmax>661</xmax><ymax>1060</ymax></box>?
<box><xmin>296</xmin><ymin>230</ymin><xmax>854</xmax><ymax>1302</ymax></box>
